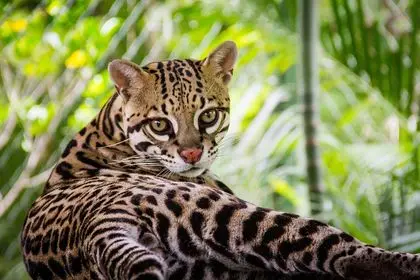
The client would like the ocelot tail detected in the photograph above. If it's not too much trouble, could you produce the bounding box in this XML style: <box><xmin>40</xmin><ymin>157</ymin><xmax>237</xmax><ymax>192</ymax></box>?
<box><xmin>21</xmin><ymin>41</ymin><xmax>420</xmax><ymax>280</ymax></box>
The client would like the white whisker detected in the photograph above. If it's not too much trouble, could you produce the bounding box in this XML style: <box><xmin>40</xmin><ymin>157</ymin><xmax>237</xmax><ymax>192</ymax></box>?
<box><xmin>98</xmin><ymin>138</ymin><xmax>131</xmax><ymax>149</ymax></box>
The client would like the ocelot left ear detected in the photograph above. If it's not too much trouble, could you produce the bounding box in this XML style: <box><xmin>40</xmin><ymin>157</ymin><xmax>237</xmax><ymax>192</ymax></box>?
<box><xmin>204</xmin><ymin>41</ymin><xmax>238</xmax><ymax>84</ymax></box>
<box><xmin>108</xmin><ymin>59</ymin><xmax>149</xmax><ymax>101</ymax></box>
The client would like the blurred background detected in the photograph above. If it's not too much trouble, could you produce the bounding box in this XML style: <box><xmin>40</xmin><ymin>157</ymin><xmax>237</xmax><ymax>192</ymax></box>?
<box><xmin>0</xmin><ymin>0</ymin><xmax>419</xmax><ymax>278</ymax></box>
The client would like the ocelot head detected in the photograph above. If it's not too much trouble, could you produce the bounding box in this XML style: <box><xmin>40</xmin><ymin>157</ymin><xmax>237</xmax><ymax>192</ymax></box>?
<box><xmin>108</xmin><ymin>41</ymin><xmax>237</xmax><ymax>177</ymax></box>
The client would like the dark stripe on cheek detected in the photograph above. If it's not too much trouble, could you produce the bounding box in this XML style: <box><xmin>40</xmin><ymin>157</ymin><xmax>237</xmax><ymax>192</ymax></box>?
<box><xmin>127</xmin><ymin>119</ymin><xmax>149</xmax><ymax>134</ymax></box>
<box><xmin>134</xmin><ymin>142</ymin><xmax>152</xmax><ymax>152</ymax></box>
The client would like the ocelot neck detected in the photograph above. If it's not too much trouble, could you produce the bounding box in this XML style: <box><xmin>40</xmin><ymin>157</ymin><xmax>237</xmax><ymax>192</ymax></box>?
<box><xmin>45</xmin><ymin>93</ymin><xmax>226</xmax><ymax>192</ymax></box>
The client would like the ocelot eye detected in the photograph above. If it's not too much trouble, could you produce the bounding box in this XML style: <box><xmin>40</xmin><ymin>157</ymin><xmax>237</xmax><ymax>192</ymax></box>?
<box><xmin>199</xmin><ymin>109</ymin><xmax>218</xmax><ymax>128</ymax></box>
<box><xmin>149</xmin><ymin>119</ymin><xmax>172</xmax><ymax>135</ymax></box>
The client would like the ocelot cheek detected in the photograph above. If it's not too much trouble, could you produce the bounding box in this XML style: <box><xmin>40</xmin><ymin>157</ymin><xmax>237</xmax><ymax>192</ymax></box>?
<box><xmin>214</xmin><ymin>130</ymin><xmax>227</xmax><ymax>144</ymax></box>
<box><xmin>208</xmin><ymin>145</ymin><xmax>218</xmax><ymax>158</ymax></box>
<box><xmin>160</xmin><ymin>145</ymin><xmax>179</xmax><ymax>160</ymax></box>
<box><xmin>129</xmin><ymin>130</ymin><xmax>154</xmax><ymax>153</ymax></box>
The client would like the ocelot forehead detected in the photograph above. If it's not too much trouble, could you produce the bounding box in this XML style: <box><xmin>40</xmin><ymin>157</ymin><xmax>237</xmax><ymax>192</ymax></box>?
<box><xmin>141</xmin><ymin>59</ymin><xmax>229</xmax><ymax>115</ymax></box>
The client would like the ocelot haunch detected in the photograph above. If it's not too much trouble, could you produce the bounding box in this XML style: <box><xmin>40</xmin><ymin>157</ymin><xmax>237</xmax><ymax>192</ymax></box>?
<box><xmin>21</xmin><ymin>41</ymin><xmax>420</xmax><ymax>280</ymax></box>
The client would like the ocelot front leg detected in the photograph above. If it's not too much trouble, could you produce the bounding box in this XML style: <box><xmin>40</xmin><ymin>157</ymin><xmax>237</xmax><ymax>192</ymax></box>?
<box><xmin>155</xmin><ymin>184</ymin><xmax>420</xmax><ymax>280</ymax></box>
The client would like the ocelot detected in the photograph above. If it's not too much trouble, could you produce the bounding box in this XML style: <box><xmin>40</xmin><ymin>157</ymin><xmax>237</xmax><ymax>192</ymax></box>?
<box><xmin>21</xmin><ymin>41</ymin><xmax>420</xmax><ymax>279</ymax></box>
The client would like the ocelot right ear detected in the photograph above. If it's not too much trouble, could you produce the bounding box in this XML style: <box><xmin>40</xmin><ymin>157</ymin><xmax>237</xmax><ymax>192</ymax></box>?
<box><xmin>108</xmin><ymin>59</ymin><xmax>148</xmax><ymax>100</ymax></box>
<box><xmin>203</xmin><ymin>41</ymin><xmax>238</xmax><ymax>84</ymax></box>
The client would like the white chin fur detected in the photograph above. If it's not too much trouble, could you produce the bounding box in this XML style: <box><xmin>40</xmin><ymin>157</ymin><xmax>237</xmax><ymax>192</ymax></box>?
<box><xmin>177</xmin><ymin>167</ymin><xmax>206</xmax><ymax>178</ymax></box>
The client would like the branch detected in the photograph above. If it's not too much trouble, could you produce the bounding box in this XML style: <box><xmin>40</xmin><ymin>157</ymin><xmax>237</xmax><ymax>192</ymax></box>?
<box><xmin>0</xmin><ymin>78</ymin><xmax>88</xmax><ymax>217</ymax></box>
<box><xmin>0</xmin><ymin>112</ymin><xmax>16</xmax><ymax>151</ymax></box>
<box><xmin>0</xmin><ymin>168</ymin><xmax>52</xmax><ymax>214</ymax></box>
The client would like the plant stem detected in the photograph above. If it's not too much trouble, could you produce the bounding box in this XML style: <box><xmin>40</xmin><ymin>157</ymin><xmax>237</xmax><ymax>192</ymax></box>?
<box><xmin>406</xmin><ymin>1</ymin><xmax>418</xmax><ymax>117</ymax></box>
<box><xmin>299</xmin><ymin>0</ymin><xmax>323</xmax><ymax>215</ymax></box>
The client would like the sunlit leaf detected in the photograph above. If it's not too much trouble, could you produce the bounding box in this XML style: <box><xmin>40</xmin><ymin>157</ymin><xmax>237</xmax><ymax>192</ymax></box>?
<box><xmin>269</xmin><ymin>177</ymin><xmax>302</xmax><ymax>207</ymax></box>
<box><xmin>65</xmin><ymin>50</ymin><xmax>88</xmax><ymax>69</ymax></box>
<box><xmin>1</xmin><ymin>19</ymin><xmax>27</xmax><ymax>33</ymax></box>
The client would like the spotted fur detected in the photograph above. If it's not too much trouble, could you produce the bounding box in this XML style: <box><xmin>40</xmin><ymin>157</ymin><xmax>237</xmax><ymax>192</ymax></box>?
<box><xmin>22</xmin><ymin>41</ymin><xmax>420</xmax><ymax>280</ymax></box>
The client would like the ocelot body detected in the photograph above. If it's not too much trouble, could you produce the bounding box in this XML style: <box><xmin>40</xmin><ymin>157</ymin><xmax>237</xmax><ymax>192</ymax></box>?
<box><xmin>22</xmin><ymin>41</ymin><xmax>420</xmax><ymax>280</ymax></box>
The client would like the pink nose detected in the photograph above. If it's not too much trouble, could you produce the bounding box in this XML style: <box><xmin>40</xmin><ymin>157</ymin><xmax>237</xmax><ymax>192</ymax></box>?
<box><xmin>179</xmin><ymin>148</ymin><xmax>202</xmax><ymax>164</ymax></box>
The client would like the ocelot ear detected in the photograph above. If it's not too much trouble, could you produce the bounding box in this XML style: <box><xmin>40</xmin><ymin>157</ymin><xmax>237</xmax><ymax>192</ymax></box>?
<box><xmin>204</xmin><ymin>41</ymin><xmax>238</xmax><ymax>84</ymax></box>
<box><xmin>108</xmin><ymin>59</ymin><xmax>148</xmax><ymax>100</ymax></box>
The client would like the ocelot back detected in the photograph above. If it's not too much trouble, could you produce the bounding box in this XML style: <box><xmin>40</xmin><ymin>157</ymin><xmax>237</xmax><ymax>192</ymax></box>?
<box><xmin>21</xmin><ymin>41</ymin><xmax>420</xmax><ymax>280</ymax></box>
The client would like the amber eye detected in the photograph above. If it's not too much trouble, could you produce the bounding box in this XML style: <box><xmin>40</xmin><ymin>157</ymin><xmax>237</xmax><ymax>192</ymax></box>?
<box><xmin>199</xmin><ymin>109</ymin><xmax>218</xmax><ymax>127</ymax></box>
<box><xmin>149</xmin><ymin>119</ymin><xmax>172</xmax><ymax>135</ymax></box>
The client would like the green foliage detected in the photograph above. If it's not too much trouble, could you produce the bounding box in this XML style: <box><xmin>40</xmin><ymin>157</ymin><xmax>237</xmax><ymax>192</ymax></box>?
<box><xmin>0</xmin><ymin>0</ymin><xmax>419</xmax><ymax>278</ymax></box>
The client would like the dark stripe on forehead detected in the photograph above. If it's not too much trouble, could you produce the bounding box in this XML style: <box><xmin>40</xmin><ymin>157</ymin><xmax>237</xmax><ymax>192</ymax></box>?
<box><xmin>157</xmin><ymin>62</ymin><xmax>167</xmax><ymax>96</ymax></box>
<box><xmin>161</xmin><ymin>104</ymin><xmax>168</xmax><ymax>115</ymax></box>
<box><xmin>199</xmin><ymin>96</ymin><xmax>206</xmax><ymax>109</ymax></box>
<box><xmin>185</xmin><ymin>59</ymin><xmax>202</xmax><ymax>80</ymax></box>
